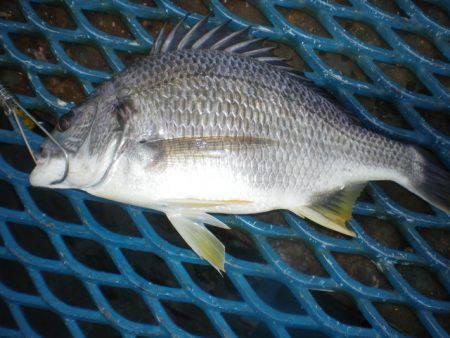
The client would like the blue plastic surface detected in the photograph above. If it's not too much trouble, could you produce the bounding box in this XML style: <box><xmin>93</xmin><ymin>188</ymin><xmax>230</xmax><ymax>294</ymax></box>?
<box><xmin>0</xmin><ymin>0</ymin><xmax>449</xmax><ymax>337</ymax></box>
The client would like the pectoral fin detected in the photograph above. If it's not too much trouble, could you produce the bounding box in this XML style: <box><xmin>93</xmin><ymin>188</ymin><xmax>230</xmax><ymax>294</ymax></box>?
<box><xmin>166</xmin><ymin>212</ymin><xmax>227</xmax><ymax>272</ymax></box>
<box><xmin>143</xmin><ymin>136</ymin><xmax>278</xmax><ymax>160</ymax></box>
<box><xmin>292</xmin><ymin>184</ymin><xmax>366</xmax><ymax>237</ymax></box>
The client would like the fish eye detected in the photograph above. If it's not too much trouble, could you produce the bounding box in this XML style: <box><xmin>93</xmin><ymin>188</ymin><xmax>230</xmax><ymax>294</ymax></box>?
<box><xmin>56</xmin><ymin>111</ymin><xmax>74</xmax><ymax>132</ymax></box>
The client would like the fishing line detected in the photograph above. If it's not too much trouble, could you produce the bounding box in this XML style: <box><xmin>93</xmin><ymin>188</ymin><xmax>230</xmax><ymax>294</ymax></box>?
<box><xmin>0</xmin><ymin>83</ymin><xmax>70</xmax><ymax>184</ymax></box>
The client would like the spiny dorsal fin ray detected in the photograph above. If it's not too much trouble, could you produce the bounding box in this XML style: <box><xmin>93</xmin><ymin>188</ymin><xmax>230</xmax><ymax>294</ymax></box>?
<box><xmin>224</xmin><ymin>37</ymin><xmax>266</xmax><ymax>54</ymax></box>
<box><xmin>160</xmin><ymin>15</ymin><xmax>189</xmax><ymax>53</ymax></box>
<box><xmin>291</xmin><ymin>183</ymin><xmax>366</xmax><ymax>237</ymax></box>
<box><xmin>241</xmin><ymin>45</ymin><xmax>277</xmax><ymax>58</ymax></box>
<box><xmin>210</xmin><ymin>26</ymin><xmax>251</xmax><ymax>50</ymax></box>
<box><xmin>149</xmin><ymin>15</ymin><xmax>320</xmax><ymax>88</ymax></box>
<box><xmin>177</xmin><ymin>14</ymin><xmax>211</xmax><ymax>50</ymax></box>
<box><xmin>191</xmin><ymin>20</ymin><xmax>230</xmax><ymax>49</ymax></box>
<box><xmin>150</xmin><ymin>23</ymin><xmax>167</xmax><ymax>55</ymax></box>
<box><xmin>166</xmin><ymin>212</ymin><xmax>227</xmax><ymax>272</ymax></box>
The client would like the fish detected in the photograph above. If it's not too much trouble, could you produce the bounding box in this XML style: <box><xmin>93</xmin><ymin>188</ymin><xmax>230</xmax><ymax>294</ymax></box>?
<box><xmin>29</xmin><ymin>16</ymin><xmax>450</xmax><ymax>272</ymax></box>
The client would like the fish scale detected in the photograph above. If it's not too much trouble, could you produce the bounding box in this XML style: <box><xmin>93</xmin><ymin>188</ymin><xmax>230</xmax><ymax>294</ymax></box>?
<box><xmin>30</xmin><ymin>19</ymin><xmax>450</xmax><ymax>271</ymax></box>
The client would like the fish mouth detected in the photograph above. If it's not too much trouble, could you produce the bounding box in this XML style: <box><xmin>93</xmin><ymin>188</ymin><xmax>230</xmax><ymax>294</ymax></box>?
<box><xmin>29</xmin><ymin>157</ymin><xmax>68</xmax><ymax>188</ymax></box>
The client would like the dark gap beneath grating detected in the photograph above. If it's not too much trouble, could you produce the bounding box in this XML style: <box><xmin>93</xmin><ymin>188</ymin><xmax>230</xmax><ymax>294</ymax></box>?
<box><xmin>143</xmin><ymin>211</ymin><xmax>190</xmax><ymax>249</ymax></box>
<box><xmin>303</xmin><ymin>216</ymin><xmax>351</xmax><ymax>239</ymax></box>
<box><xmin>419</xmin><ymin>146</ymin><xmax>448</xmax><ymax>171</ymax></box>
<box><xmin>395</xmin><ymin>264</ymin><xmax>449</xmax><ymax>301</ymax></box>
<box><xmin>434</xmin><ymin>73</ymin><xmax>450</xmax><ymax>92</ymax></box>
<box><xmin>62</xmin><ymin>236</ymin><xmax>119</xmax><ymax>273</ymax></box>
<box><xmin>368</xmin><ymin>0</ymin><xmax>409</xmax><ymax>18</ymax></box>
<box><xmin>220</xmin><ymin>0</ymin><xmax>271</xmax><ymax>26</ymax></box>
<box><xmin>417</xmin><ymin>107</ymin><xmax>450</xmax><ymax>137</ymax></box>
<box><xmin>82</xmin><ymin>10</ymin><xmax>134</xmax><ymax>39</ymax></box>
<box><xmin>61</xmin><ymin>42</ymin><xmax>111</xmax><ymax>72</ymax></box>
<box><xmin>29</xmin><ymin>110</ymin><xmax>58</xmax><ymax>136</ymax></box>
<box><xmin>138</xmin><ymin>19</ymin><xmax>173</xmax><ymax>39</ymax></box>
<box><xmin>0</xmin><ymin>0</ymin><xmax>26</xmax><ymax>22</ymax></box>
<box><xmin>417</xmin><ymin>228</ymin><xmax>449</xmax><ymax>259</ymax></box>
<box><xmin>311</xmin><ymin>290</ymin><xmax>371</xmax><ymax>327</ymax></box>
<box><xmin>326</xmin><ymin>0</ymin><xmax>352</xmax><ymax>5</ymax></box>
<box><xmin>375</xmin><ymin>62</ymin><xmax>432</xmax><ymax>96</ymax></box>
<box><xmin>79</xmin><ymin>321</ymin><xmax>122</xmax><ymax>338</ymax></box>
<box><xmin>40</xmin><ymin>74</ymin><xmax>86</xmax><ymax>105</ymax></box>
<box><xmin>335</xmin><ymin>18</ymin><xmax>391</xmax><ymax>50</ymax></box>
<box><xmin>251</xmin><ymin>210</ymin><xmax>289</xmax><ymax>227</ymax></box>
<box><xmin>354</xmin><ymin>215</ymin><xmax>414</xmax><ymax>252</ymax></box>
<box><xmin>267</xmin><ymin>237</ymin><xmax>329</xmax><ymax>277</ymax></box>
<box><xmin>85</xmin><ymin>200</ymin><xmax>141</xmax><ymax>237</ymax></box>
<box><xmin>276</xmin><ymin>6</ymin><xmax>332</xmax><ymax>38</ymax></box>
<box><xmin>0</xmin><ymin>180</ymin><xmax>24</xmax><ymax>210</ymax></box>
<box><xmin>316</xmin><ymin>51</ymin><xmax>373</xmax><ymax>83</ymax></box>
<box><xmin>31</xmin><ymin>2</ymin><xmax>77</xmax><ymax>30</ymax></box>
<box><xmin>377</xmin><ymin>181</ymin><xmax>435</xmax><ymax>215</ymax></box>
<box><xmin>262</xmin><ymin>40</ymin><xmax>313</xmax><ymax>73</ymax></box>
<box><xmin>374</xmin><ymin>302</ymin><xmax>430</xmax><ymax>337</ymax></box>
<box><xmin>434</xmin><ymin>313</ymin><xmax>450</xmax><ymax>336</ymax></box>
<box><xmin>210</xmin><ymin>226</ymin><xmax>266</xmax><ymax>263</ymax></box>
<box><xmin>9</xmin><ymin>33</ymin><xmax>57</xmax><ymax>63</ymax></box>
<box><xmin>0</xmin><ymin>233</ymin><xmax>3</xmax><ymax>246</ymax></box>
<box><xmin>7</xmin><ymin>221</ymin><xmax>59</xmax><ymax>259</ymax></box>
<box><xmin>332</xmin><ymin>252</ymin><xmax>393</xmax><ymax>290</ymax></box>
<box><xmin>355</xmin><ymin>95</ymin><xmax>412</xmax><ymax>129</ymax></box>
<box><xmin>162</xmin><ymin>300</ymin><xmax>219</xmax><ymax>337</ymax></box>
<box><xmin>0</xmin><ymin>144</ymin><xmax>35</xmax><ymax>173</ymax></box>
<box><xmin>122</xmin><ymin>248</ymin><xmax>180</xmax><ymax>288</ymax></box>
<box><xmin>246</xmin><ymin>276</ymin><xmax>306</xmax><ymax>315</ymax></box>
<box><xmin>357</xmin><ymin>185</ymin><xmax>374</xmax><ymax>203</ymax></box>
<box><xmin>129</xmin><ymin>0</ymin><xmax>157</xmax><ymax>7</ymax></box>
<box><xmin>394</xmin><ymin>29</ymin><xmax>446</xmax><ymax>62</ymax></box>
<box><xmin>100</xmin><ymin>285</ymin><xmax>156</xmax><ymax>324</ymax></box>
<box><xmin>224</xmin><ymin>313</ymin><xmax>274</xmax><ymax>337</ymax></box>
<box><xmin>0</xmin><ymin>258</ymin><xmax>38</xmax><ymax>294</ymax></box>
<box><xmin>413</xmin><ymin>0</ymin><xmax>450</xmax><ymax>28</ymax></box>
<box><xmin>22</xmin><ymin>306</ymin><xmax>71</xmax><ymax>338</ymax></box>
<box><xmin>0</xmin><ymin>68</ymin><xmax>34</xmax><ymax>96</ymax></box>
<box><xmin>287</xmin><ymin>327</ymin><xmax>329</xmax><ymax>338</ymax></box>
<box><xmin>0</xmin><ymin>298</ymin><xmax>17</xmax><ymax>329</ymax></box>
<box><xmin>42</xmin><ymin>272</ymin><xmax>96</xmax><ymax>309</ymax></box>
<box><xmin>184</xmin><ymin>263</ymin><xmax>242</xmax><ymax>300</ymax></box>
<box><xmin>28</xmin><ymin>187</ymin><xmax>81</xmax><ymax>224</ymax></box>
<box><xmin>115</xmin><ymin>50</ymin><xmax>146</xmax><ymax>67</ymax></box>
<box><xmin>172</xmin><ymin>0</ymin><xmax>210</xmax><ymax>15</ymax></box>
<box><xmin>0</xmin><ymin>110</ymin><xmax>13</xmax><ymax>130</ymax></box>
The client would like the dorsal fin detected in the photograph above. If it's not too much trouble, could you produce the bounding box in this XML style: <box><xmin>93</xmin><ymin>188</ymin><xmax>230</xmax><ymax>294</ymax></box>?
<box><xmin>149</xmin><ymin>15</ymin><xmax>297</xmax><ymax>74</ymax></box>
<box><xmin>149</xmin><ymin>15</ymin><xmax>351</xmax><ymax>107</ymax></box>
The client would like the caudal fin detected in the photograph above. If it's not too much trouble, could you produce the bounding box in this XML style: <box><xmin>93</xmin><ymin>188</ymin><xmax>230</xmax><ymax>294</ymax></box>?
<box><xmin>408</xmin><ymin>150</ymin><xmax>450</xmax><ymax>213</ymax></box>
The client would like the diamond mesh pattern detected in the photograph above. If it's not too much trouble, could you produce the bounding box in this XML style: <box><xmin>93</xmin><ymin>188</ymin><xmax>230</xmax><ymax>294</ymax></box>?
<box><xmin>0</xmin><ymin>0</ymin><xmax>449</xmax><ymax>337</ymax></box>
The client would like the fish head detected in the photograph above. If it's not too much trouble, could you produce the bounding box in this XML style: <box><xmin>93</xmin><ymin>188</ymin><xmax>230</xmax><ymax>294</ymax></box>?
<box><xmin>30</xmin><ymin>84</ymin><xmax>124</xmax><ymax>189</ymax></box>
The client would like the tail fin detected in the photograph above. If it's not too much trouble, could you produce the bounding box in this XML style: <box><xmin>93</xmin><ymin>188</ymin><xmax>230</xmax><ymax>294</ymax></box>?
<box><xmin>407</xmin><ymin>149</ymin><xmax>450</xmax><ymax>213</ymax></box>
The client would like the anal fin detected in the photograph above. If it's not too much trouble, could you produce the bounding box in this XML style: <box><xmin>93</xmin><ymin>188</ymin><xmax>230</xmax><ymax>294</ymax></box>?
<box><xmin>291</xmin><ymin>184</ymin><xmax>366</xmax><ymax>237</ymax></box>
<box><xmin>166</xmin><ymin>212</ymin><xmax>228</xmax><ymax>272</ymax></box>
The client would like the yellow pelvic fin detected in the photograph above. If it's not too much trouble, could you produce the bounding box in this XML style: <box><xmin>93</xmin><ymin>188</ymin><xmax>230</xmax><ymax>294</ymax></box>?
<box><xmin>167</xmin><ymin>212</ymin><xmax>227</xmax><ymax>272</ymax></box>
<box><xmin>291</xmin><ymin>183</ymin><xmax>366</xmax><ymax>237</ymax></box>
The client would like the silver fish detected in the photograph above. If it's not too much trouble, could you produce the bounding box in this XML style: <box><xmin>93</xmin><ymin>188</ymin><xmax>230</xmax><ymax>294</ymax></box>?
<box><xmin>29</xmin><ymin>17</ymin><xmax>450</xmax><ymax>271</ymax></box>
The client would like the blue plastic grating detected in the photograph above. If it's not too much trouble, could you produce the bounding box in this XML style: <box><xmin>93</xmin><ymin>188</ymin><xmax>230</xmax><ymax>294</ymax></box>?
<box><xmin>0</xmin><ymin>0</ymin><xmax>449</xmax><ymax>337</ymax></box>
